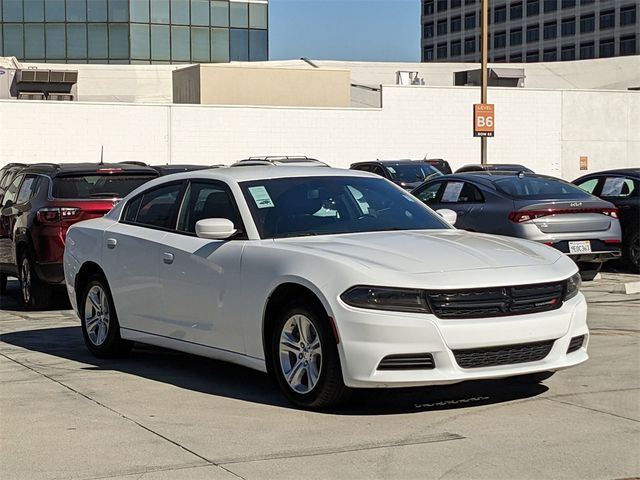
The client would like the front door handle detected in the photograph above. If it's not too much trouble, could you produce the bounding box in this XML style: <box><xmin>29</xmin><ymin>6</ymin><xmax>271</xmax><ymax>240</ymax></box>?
<box><xmin>163</xmin><ymin>252</ymin><xmax>174</xmax><ymax>265</ymax></box>
<box><xmin>106</xmin><ymin>238</ymin><xmax>117</xmax><ymax>249</ymax></box>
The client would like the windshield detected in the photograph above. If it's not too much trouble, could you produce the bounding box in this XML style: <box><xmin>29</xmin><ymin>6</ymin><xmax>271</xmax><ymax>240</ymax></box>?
<box><xmin>52</xmin><ymin>174</ymin><xmax>157</xmax><ymax>199</ymax></box>
<box><xmin>494</xmin><ymin>176</ymin><xmax>592</xmax><ymax>199</ymax></box>
<box><xmin>241</xmin><ymin>176</ymin><xmax>450</xmax><ymax>239</ymax></box>
<box><xmin>385</xmin><ymin>163</ymin><xmax>442</xmax><ymax>183</ymax></box>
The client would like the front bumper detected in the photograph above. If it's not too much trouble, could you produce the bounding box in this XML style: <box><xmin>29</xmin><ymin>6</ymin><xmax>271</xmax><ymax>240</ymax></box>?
<box><xmin>335</xmin><ymin>293</ymin><xmax>588</xmax><ymax>388</ymax></box>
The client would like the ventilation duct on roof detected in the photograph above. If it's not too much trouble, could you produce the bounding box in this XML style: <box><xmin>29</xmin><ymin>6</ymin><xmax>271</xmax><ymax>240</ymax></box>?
<box><xmin>454</xmin><ymin>68</ymin><xmax>525</xmax><ymax>87</ymax></box>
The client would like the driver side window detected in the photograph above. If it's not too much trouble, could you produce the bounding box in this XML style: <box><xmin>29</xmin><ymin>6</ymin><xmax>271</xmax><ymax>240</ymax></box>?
<box><xmin>414</xmin><ymin>182</ymin><xmax>443</xmax><ymax>205</ymax></box>
<box><xmin>177</xmin><ymin>181</ymin><xmax>241</xmax><ymax>235</ymax></box>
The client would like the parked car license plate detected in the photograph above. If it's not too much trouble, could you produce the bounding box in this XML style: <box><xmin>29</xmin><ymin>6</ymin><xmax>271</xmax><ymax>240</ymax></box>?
<box><xmin>568</xmin><ymin>240</ymin><xmax>592</xmax><ymax>254</ymax></box>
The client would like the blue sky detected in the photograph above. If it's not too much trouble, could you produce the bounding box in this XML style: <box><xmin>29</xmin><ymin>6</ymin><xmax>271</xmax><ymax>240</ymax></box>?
<box><xmin>269</xmin><ymin>0</ymin><xmax>421</xmax><ymax>62</ymax></box>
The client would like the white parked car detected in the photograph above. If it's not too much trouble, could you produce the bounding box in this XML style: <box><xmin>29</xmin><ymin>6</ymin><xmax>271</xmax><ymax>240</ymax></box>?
<box><xmin>64</xmin><ymin>167</ymin><xmax>588</xmax><ymax>409</ymax></box>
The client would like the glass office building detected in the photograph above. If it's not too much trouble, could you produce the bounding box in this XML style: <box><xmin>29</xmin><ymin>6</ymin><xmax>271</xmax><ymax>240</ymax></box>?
<box><xmin>0</xmin><ymin>0</ymin><xmax>268</xmax><ymax>64</ymax></box>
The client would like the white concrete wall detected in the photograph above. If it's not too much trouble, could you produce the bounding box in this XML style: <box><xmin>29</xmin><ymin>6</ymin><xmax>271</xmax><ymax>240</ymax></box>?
<box><xmin>0</xmin><ymin>85</ymin><xmax>637</xmax><ymax>180</ymax></box>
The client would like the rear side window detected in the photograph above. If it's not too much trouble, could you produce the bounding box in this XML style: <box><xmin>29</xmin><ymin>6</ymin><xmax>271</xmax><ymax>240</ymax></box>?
<box><xmin>576</xmin><ymin>178</ymin><xmax>599</xmax><ymax>194</ymax></box>
<box><xmin>494</xmin><ymin>176</ymin><xmax>590</xmax><ymax>199</ymax></box>
<box><xmin>16</xmin><ymin>176</ymin><xmax>39</xmax><ymax>204</ymax></box>
<box><xmin>601</xmin><ymin>177</ymin><xmax>636</xmax><ymax>197</ymax></box>
<box><xmin>52</xmin><ymin>174</ymin><xmax>157</xmax><ymax>199</ymax></box>
<box><xmin>124</xmin><ymin>182</ymin><xmax>183</xmax><ymax>229</ymax></box>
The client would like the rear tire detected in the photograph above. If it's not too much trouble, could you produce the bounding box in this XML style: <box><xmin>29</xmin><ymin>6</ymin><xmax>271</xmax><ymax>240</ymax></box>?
<box><xmin>623</xmin><ymin>228</ymin><xmax>640</xmax><ymax>274</ymax></box>
<box><xmin>511</xmin><ymin>371</ymin><xmax>555</xmax><ymax>384</ymax></box>
<box><xmin>270</xmin><ymin>300</ymin><xmax>350</xmax><ymax>409</ymax></box>
<box><xmin>18</xmin><ymin>252</ymin><xmax>52</xmax><ymax>310</ymax></box>
<box><xmin>79</xmin><ymin>275</ymin><xmax>132</xmax><ymax>358</ymax></box>
<box><xmin>0</xmin><ymin>274</ymin><xmax>7</xmax><ymax>295</ymax></box>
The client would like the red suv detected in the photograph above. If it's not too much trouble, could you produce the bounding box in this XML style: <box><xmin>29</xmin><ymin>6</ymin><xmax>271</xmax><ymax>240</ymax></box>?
<box><xmin>0</xmin><ymin>163</ymin><xmax>158</xmax><ymax>308</ymax></box>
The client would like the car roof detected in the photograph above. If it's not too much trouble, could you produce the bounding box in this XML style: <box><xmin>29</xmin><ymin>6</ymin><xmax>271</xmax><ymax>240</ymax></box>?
<box><xmin>574</xmin><ymin>168</ymin><xmax>640</xmax><ymax>179</ymax></box>
<box><xmin>147</xmin><ymin>166</ymin><xmax>375</xmax><ymax>184</ymax></box>
<box><xmin>352</xmin><ymin>159</ymin><xmax>433</xmax><ymax>166</ymax></box>
<box><xmin>426</xmin><ymin>171</ymin><xmax>561</xmax><ymax>188</ymax></box>
<box><xmin>19</xmin><ymin>162</ymin><xmax>158</xmax><ymax>176</ymax></box>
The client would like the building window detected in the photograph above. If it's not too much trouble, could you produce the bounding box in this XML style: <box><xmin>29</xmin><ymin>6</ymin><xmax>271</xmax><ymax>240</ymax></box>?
<box><xmin>561</xmin><ymin>17</ymin><xmax>575</xmax><ymax>36</ymax></box>
<box><xmin>494</xmin><ymin>6</ymin><xmax>507</xmax><ymax>23</ymax></box>
<box><xmin>527</xmin><ymin>0</ymin><xmax>539</xmax><ymax>16</ymax></box>
<box><xmin>465</xmin><ymin>0</ymin><xmax>476</xmax><ymax>4</ymax></box>
<box><xmin>510</xmin><ymin>53</ymin><xmax>523</xmax><ymax>62</ymax></box>
<box><xmin>543</xmin><ymin>21</ymin><xmax>557</xmax><ymax>39</ymax></box>
<box><xmin>600</xmin><ymin>9</ymin><xmax>615</xmax><ymax>29</ymax></box>
<box><xmin>451</xmin><ymin>40</ymin><xmax>462</xmax><ymax>57</ymax></box>
<box><xmin>579</xmin><ymin>41</ymin><xmax>595</xmax><ymax>59</ymax></box>
<box><xmin>543</xmin><ymin>48</ymin><xmax>557</xmax><ymax>61</ymax></box>
<box><xmin>424</xmin><ymin>45</ymin><xmax>435</xmax><ymax>61</ymax></box>
<box><xmin>437</xmin><ymin>19</ymin><xmax>448</xmax><ymax>36</ymax></box>
<box><xmin>561</xmin><ymin>44</ymin><xmax>575</xmax><ymax>60</ymax></box>
<box><xmin>621</xmin><ymin>5</ymin><xmax>637</xmax><ymax>26</ymax></box>
<box><xmin>511</xmin><ymin>2</ymin><xmax>523</xmax><ymax>20</ymax></box>
<box><xmin>526</xmin><ymin>50</ymin><xmax>539</xmax><ymax>62</ymax></box>
<box><xmin>526</xmin><ymin>25</ymin><xmax>539</xmax><ymax>43</ymax></box>
<box><xmin>561</xmin><ymin>0</ymin><xmax>575</xmax><ymax>8</ymax></box>
<box><xmin>464</xmin><ymin>36</ymin><xmax>476</xmax><ymax>53</ymax></box>
<box><xmin>424</xmin><ymin>1</ymin><xmax>434</xmax><ymax>15</ymax></box>
<box><xmin>437</xmin><ymin>42</ymin><xmax>447</xmax><ymax>59</ymax></box>
<box><xmin>510</xmin><ymin>28</ymin><xmax>523</xmax><ymax>45</ymax></box>
<box><xmin>620</xmin><ymin>35</ymin><xmax>637</xmax><ymax>56</ymax></box>
<box><xmin>580</xmin><ymin>0</ymin><xmax>594</xmax><ymax>5</ymax></box>
<box><xmin>437</xmin><ymin>0</ymin><xmax>448</xmax><ymax>12</ymax></box>
<box><xmin>494</xmin><ymin>55</ymin><xmax>506</xmax><ymax>62</ymax></box>
<box><xmin>465</xmin><ymin>13</ymin><xmax>476</xmax><ymax>30</ymax></box>
<box><xmin>425</xmin><ymin>22</ymin><xmax>435</xmax><ymax>38</ymax></box>
<box><xmin>494</xmin><ymin>31</ymin><xmax>507</xmax><ymax>48</ymax></box>
<box><xmin>580</xmin><ymin>14</ymin><xmax>595</xmax><ymax>33</ymax></box>
<box><xmin>230</xmin><ymin>28</ymin><xmax>249</xmax><ymax>61</ymax></box>
<box><xmin>599</xmin><ymin>38</ymin><xmax>615</xmax><ymax>58</ymax></box>
<box><xmin>544</xmin><ymin>0</ymin><xmax>557</xmax><ymax>12</ymax></box>
<box><xmin>451</xmin><ymin>16</ymin><xmax>462</xmax><ymax>32</ymax></box>
<box><xmin>451</xmin><ymin>0</ymin><xmax>462</xmax><ymax>8</ymax></box>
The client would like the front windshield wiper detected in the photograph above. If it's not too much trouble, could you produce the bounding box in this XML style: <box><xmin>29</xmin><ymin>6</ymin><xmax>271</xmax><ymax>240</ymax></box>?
<box><xmin>275</xmin><ymin>232</ymin><xmax>322</xmax><ymax>239</ymax></box>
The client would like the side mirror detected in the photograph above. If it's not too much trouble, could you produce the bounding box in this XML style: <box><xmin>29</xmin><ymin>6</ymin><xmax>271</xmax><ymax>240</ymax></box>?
<box><xmin>436</xmin><ymin>208</ymin><xmax>457</xmax><ymax>226</ymax></box>
<box><xmin>195</xmin><ymin>218</ymin><xmax>237</xmax><ymax>240</ymax></box>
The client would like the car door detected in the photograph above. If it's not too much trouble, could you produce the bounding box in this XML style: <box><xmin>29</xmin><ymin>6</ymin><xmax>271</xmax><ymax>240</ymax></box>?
<box><xmin>596</xmin><ymin>176</ymin><xmax>639</xmax><ymax>231</ymax></box>
<box><xmin>102</xmin><ymin>181</ymin><xmax>185</xmax><ymax>336</ymax></box>
<box><xmin>0</xmin><ymin>175</ymin><xmax>25</xmax><ymax>269</ymax></box>
<box><xmin>159</xmin><ymin>180</ymin><xmax>246</xmax><ymax>353</ymax></box>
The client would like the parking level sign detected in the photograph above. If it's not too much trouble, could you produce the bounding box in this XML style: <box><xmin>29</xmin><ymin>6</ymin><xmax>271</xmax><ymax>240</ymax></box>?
<box><xmin>474</xmin><ymin>104</ymin><xmax>495</xmax><ymax>137</ymax></box>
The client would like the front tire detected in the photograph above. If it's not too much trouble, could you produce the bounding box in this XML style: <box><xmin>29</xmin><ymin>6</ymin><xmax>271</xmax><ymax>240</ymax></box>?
<box><xmin>80</xmin><ymin>275</ymin><xmax>132</xmax><ymax>358</ymax></box>
<box><xmin>270</xmin><ymin>301</ymin><xmax>350</xmax><ymax>409</ymax></box>
<box><xmin>623</xmin><ymin>228</ymin><xmax>640</xmax><ymax>274</ymax></box>
<box><xmin>18</xmin><ymin>252</ymin><xmax>52</xmax><ymax>310</ymax></box>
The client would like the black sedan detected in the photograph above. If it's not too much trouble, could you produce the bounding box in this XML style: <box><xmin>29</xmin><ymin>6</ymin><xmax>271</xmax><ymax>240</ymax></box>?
<box><xmin>573</xmin><ymin>168</ymin><xmax>639</xmax><ymax>273</ymax></box>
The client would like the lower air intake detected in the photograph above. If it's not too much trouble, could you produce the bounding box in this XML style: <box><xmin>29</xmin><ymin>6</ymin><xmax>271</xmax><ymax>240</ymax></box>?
<box><xmin>453</xmin><ymin>340</ymin><xmax>554</xmax><ymax>369</ymax></box>
<box><xmin>377</xmin><ymin>353</ymin><xmax>435</xmax><ymax>370</ymax></box>
<box><xmin>567</xmin><ymin>335</ymin><xmax>585</xmax><ymax>353</ymax></box>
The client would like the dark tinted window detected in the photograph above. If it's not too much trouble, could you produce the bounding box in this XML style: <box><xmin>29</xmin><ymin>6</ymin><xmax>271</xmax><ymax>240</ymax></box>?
<box><xmin>177</xmin><ymin>182</ymin><xmax>240</xmax><ymax>234</ymax></box>
<box><xmin>2</xmin><ymin>175</ymin><xmax>23</xmax><ymax>206</ymax></box>
<box><xmin>414</xmin><ymin>182</ymin><xmax>443</xmax><ymax>204</ymax></box>
<box><xmin>241</xmin><ymin>177</ymin><xmax>450</xmax><ymax>239</ymax></box>
<box><xmin>52</xmin><ymin>173</ymin><xmax>157</xmax><ymax>199</ymax></box>
<box><xmin>128</xmin><ymin>183</ymin><xmax>183</xmax><ymax>228</ymax></box>
<box><xmin>16</xmin><ymin>176</ymin><xmax>39</xmax><ymax>204</ymax></box>
<box><xmin>384</xmin><ymin>164</ymin><xmax>442</xmax><ymax>183</ymax></box>
<box><xmin>495</xmin><ymin>176</ymin><xmax>591</xmax><ymax>199</ymax></box>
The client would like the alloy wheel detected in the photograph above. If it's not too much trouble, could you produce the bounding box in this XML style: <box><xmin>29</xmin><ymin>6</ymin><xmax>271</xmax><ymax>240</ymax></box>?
<box><xmin>279</xmin><ymin>314</ymin><xmax>323</xmax><ymax>394</ymax></box>
<box><xmin>84</xmin><ymin>285</ymin><xmax>110</xmax><ymax>346</ymax></box>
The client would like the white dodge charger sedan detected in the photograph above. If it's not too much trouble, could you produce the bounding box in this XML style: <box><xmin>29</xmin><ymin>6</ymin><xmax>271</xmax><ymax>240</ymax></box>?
<box><xmin>64</xmin><ymin>167</ymin><xmax>588</xmax><ymax>408</ymax></box>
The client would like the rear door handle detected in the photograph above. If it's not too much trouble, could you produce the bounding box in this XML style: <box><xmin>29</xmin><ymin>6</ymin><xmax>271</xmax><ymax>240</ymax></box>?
<box><xmin>106</xmin><ymin>238</ymin><xmax>117</xmax><ymax>249</ymax></box>
<box><xmin>163</xmin><ymin>252</ymin><xmax>174</xmax><ymax>265</ymax></box>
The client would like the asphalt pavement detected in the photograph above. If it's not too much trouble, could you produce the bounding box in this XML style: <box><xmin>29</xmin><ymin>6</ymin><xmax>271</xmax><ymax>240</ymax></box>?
<box><xmin>1</xmin><ymin>276</ymin><xmax>638</xmax><ymax>480</ymax></box>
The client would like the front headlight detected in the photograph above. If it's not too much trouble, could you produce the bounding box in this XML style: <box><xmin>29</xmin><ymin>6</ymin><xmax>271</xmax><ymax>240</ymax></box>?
<box><xmin>565</xmin><ymin>272</ymin><xmax>582</xmax><ymax>301</ymax></box>
<box><xmin>340</xmin><ymin>286</ymin><xmax>431</xmax><ymax>313</ymax></box>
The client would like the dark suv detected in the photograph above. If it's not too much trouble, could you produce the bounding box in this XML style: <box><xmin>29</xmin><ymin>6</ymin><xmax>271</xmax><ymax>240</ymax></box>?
<box><xmin>0</xmin><ymin>163</ymin><xmax>158</xmax><ymax>308</ymax></box>
<box><xmin>351</xmin><ymin>160</ymin><xmax>442</xmax><ymax>190</ymax></box>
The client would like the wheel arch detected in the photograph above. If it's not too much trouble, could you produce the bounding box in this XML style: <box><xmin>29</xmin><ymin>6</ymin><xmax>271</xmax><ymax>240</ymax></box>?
<box><xmin>261</xmin><ymin>281</ymin><xmax>337</xmax><ymax>370</ymax></box>
<box><xmin>75</xmin><ymin>261</ymin><xmax>107</xmax><ymax>308</ymax></box>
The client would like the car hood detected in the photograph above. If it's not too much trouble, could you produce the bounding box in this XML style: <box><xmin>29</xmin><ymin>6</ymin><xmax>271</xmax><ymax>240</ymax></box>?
<box><xmin>274</xmin><ymin>230</ymin><xmax>563</xmax><ymax>274</ymax></box>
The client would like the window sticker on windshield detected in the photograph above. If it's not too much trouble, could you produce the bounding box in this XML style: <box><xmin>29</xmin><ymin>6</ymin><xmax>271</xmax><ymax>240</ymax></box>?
<box><xmin>601</xmin><ymin>177</ymin><xmax>626</xmax><ymax>196</ymax></box>
<box><xmin>442</xmin><ymin>182</ymin><xmax>464</xmax><ymax>202</ymax></box>
<box><xmin>387</xmin><ymin>166</ymin><xmax>396</xmax><ymax>174</ymax></box>
<box><xmin>248</xmin><ymin>186</ymin><xmax>275</xmax><ymax>209</ymax></box>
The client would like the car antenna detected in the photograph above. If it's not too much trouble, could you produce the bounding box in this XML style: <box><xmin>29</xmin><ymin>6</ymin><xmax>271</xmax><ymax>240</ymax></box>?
<box><xmin>100</xmin><ymin>145</ymin><xmax>104</xmax><ymax>165</ymax></box>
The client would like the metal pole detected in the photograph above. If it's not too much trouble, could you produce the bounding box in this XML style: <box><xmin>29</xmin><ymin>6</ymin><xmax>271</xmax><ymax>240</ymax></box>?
<box><xmin>480</xmin><ymin>0</ymin><xmax>489</xmax><ymax>164</ymax></box>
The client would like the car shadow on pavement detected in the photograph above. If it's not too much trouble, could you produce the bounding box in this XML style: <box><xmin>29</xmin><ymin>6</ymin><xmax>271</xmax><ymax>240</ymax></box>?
<box><xmin>0</xmin><ymin>278</ymin><xmax>71</xmax><ymax>311</ymax></box>
<box><xmin>0</xmin><ymin>325</ymin><xmax>548</xmax><ymax>415</ymax></box>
